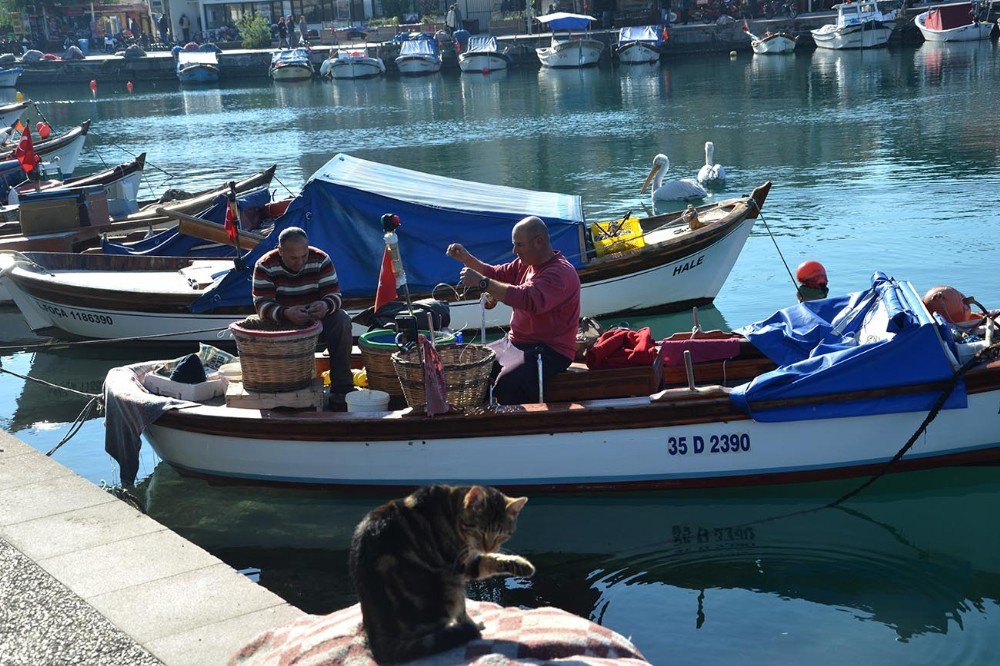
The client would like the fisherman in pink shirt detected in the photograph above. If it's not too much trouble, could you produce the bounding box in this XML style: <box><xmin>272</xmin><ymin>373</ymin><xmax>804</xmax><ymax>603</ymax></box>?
<box><xmin>447</xmin><ymin>216</ymin><xmax>581</xmax><ymax>404</ymax></box>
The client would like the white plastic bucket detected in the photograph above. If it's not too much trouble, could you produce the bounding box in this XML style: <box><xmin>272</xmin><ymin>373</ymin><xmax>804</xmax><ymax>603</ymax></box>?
<box><xmin>345</xmin><ymin>389</ymin><xmax>390</xmax><ymax>413</ymax></box>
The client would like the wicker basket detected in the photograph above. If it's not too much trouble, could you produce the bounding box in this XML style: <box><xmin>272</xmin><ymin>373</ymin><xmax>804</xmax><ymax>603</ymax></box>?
<box><xmin>391</xmin><ymin>344</ymin><xmax>495</xmax><ymax>409</ymax></box>
<box><xmin>228</xmin><ymin>316</ymin><xmax>322</xmax><ymax>392</ymax></box>
<box><xmin>359</xmin><ymin>329</ymin><xmax>455</xmax><ymax>397</ymax></box>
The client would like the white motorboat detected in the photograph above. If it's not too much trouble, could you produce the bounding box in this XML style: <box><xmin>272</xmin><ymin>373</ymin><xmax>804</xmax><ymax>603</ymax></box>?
<box><xmin>0</xmin><ymin>101</ymin><xmax>27</xmax><ymax>129</ymax></box>
<box><xmin>320</xmin><ymin>49</ymin><xmax>386</xmax><ymax>79</ymax></box>
<box><xmin>535</xmin><ymin>12</ymin><xmax>604</xmax><ymax>68</ymax></box>
<box><xmin>269</xmin><ymin>48</ymin><xmax>314</xmax><ymax>81</ymax></box>
<box><xmin>615</xmin><ymin>25</ymin><xmax>664</xmax><ymax>64</ymax></box>
<box><xmin>394</xmin><ymin>38</ymin><xmax>442</xmax><ymax>75</ymax></box>
<box><xmin>458</xmin><ymin>35</ymin><xmax>510</xmax><ymax>73</ymax></box>
<box><xmin>916</xmin><ymin>2</ymin><xmax>993</xmax><ymax>42</ymax></box>
<box><xmin>811</xmin><ymin>1</ymin><xmax>898</xmax><ymax>50</ymax></box>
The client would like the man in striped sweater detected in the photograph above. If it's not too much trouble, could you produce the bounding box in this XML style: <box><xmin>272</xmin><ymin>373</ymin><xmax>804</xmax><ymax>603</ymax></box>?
<box><xmin>252</xmin><ymin>227</ymin><xmax>354</xmax><ymax>406</ymax></box>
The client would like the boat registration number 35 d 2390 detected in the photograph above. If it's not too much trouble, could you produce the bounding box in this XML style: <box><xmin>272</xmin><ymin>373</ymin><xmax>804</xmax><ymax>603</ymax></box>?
<box><xmin>667</xmin><ymin>433</ymin><xmax>752</xmax><ymax>456</ymax></box>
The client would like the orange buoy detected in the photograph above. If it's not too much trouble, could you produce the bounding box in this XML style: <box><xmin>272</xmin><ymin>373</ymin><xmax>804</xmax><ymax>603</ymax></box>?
<box><xmin>126</xmin><ymin>81</ymin><xmax>134</xmax><ymax>93</ymax></box>
<box><xmin>923</xmin><ymin>286</ymin><xmax>978</xmax><ymax>324</ymax></box>
<box><xmin>35</xmin><ymin>122</ymin><xmax>51</xmax><ymax>139</ymax></box>
<box><xmin>89</xmin><ymin>79</ymin><xmax>97</xmax><ymax>96</ymax></box>
<box><xmin>795</xmin><ymin>260</ymin><xmax>827</xmax><ymax>288</ymax></box>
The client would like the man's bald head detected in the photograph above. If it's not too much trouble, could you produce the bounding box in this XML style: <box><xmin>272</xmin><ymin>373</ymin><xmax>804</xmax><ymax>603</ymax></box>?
<box><xmin>511</xmin><ymin>216</ymin><xmax>554</xmax><ymax>266</ymax></box>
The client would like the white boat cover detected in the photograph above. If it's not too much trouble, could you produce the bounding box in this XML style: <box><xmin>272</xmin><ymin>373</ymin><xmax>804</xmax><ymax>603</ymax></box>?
<box><xmin>618</xmin><ymin>25</ymin><xmax>660</xmax><ymax>43</ymax></box>
<box><xmin>467</xmin><ymin>35</ymin><xmax>499</xmax><ymax>53</ymax></box>
<box><xmin>312</xmin><ymin>154</ymin><xmax>584</xmax><ymax>222</ymax></box>
<box><xmin>399</xmin><ymin>39</ymin><xmax>438</xmax><ymax>56</ymax></box>
<box><xmin>178</xmin><ymin>51</ymin><xmax>218</xmax><ymax>65</ymax></box>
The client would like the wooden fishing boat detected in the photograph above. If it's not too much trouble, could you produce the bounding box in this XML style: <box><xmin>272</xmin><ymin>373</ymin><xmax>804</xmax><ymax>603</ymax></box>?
<box><xmin>102</xmin><ymin>273</ymin><xmax>1000</xmax><ymax>490</ymax></box>
<box><xmin>536</xmin><ymin>13</ymin><xmax>604</xmax><ymax>68</ymax></box>
<box><xmin>177</xmin><ymin>51</ymin><xmax>221</xmax><ymax>83</ymax></box>
<box><xmin>320</xmin><ymin>49</ymin><xmax>386</xmax><ymax>79</ymax></box>
<box><xmin>0</xmin><ymin>100</ymin><xmax>29</xmax><ymax>128</ymax></box>
<box><xmin>614</xmin><ymin>26</ymin><xmax>663</xmax><ymax>64</ymax></box>
<box><xmin>0</xmin><ymin>153</ymin><xmax>770</xmax><ymax>342</ymax></box>
<box><xmin>394</xmin><ymin>37</ymin><xmax>442</xmax><ymax>75</ymax></box>
<box><xmin>0</xmin><ymin>66</ymin><xmax>23</xmax><ymax>88</ymax></box>
<box><xmin>458</xmin><ymin>35</ymin><xmax>510</xmax><ymax>73</ymax></box>
<box><xmin>0</xmin><ymin>164</ymin><xmax>276</xmax><ymax>254</ymax></box>
<box><xmin>915</xmin><ymin>2</ymin><xmax>993</xmax><ymax>42</ymax></box>
<box><xmin>270</xmin><ymin>48</ymin><xmax>314</xmax><ymax>81</ymax></box>
<box><xmin>746</xmin><ymin>29</ymin><xmax>797</xmax><ymax>54</ymax></box>
<box><xmin>0</xmin><ymin>120</ymin><xmax>90</xmax><ymax>182</ymax></box>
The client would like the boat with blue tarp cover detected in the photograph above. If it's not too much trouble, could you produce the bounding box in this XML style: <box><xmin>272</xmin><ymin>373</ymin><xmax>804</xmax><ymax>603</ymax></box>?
<box><xmin>395</xmin><ymin>38</ymin><xmax>442</xmax><ymax>75</ymax></box>
<box><xmin>458</xmin><ymin>36</ymin><xmax>510</xmax><ymax>73</ymax></box>
<box><xmin>177</xmin><ymin>51</ymin><xmax>221</xmax><ymax>83</ymax></box>
<box><xmin>536</xmin><ymin>13</ymin><xmax>605</xmax><ymax>68</ymax></box>
<box><xmin>0</xmin><ymin>153</ymin><xmax>770</xmax><ymax>341</ymax></box>
<box><xmin>95</xmin><ymin>271</ymin><xmax>1000</xmax><ymax>489</ymax></box>
<box><xmin>614</xmin><ymin>26</ymin><xmax>664</xmax><ymax>64</ymax></box>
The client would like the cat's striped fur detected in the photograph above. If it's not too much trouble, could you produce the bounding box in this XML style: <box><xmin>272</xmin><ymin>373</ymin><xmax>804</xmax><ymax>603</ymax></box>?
<box><xmin>349</xmin><ymin>485</ymin><xmax>533</xmax><ymax>664</ymax></box>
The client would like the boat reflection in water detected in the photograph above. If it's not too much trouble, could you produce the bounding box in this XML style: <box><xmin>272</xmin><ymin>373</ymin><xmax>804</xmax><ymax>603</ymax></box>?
<box><xmin>536</xmin><ymin>65</ymin><xmax>601</xmax><ymax>106</ymax></box>
<box><xmin>809</xmin><ymin>46</ymin><xmax>892</xmax><ymax>100</ymax></box>
<box><xmin>180</xmin><ymin>87</ymin><xmax>224</xmax><ymax>116</ymax></box>
<box><xmin>140</xmin><ymin>464</ymin><xmax>1000</xmax><ymax>662</ymax></box>
<box><xmin>916</xmin><ymin>40</ymin><xmax>994</xmax><ymax>88</ymax></box>
<box><xmin>325</xmin><ymin>76</ymin><xmax>388</xmax><ymax>109</ymax></box>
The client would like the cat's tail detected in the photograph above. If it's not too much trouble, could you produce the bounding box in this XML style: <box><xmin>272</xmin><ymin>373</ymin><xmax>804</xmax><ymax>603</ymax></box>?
<box><xmin>375</xmin><ymin>621</ymin><xmax>481</xmax><ymax>664</ymax></box>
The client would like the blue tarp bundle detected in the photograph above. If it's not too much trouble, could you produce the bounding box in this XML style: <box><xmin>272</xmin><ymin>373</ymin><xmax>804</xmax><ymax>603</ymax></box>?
<box><xmin>618</xmin><ymin>26</ymin><xmax>663</xmax><ymax>45</ymax></box>
<box><xmin>536</xmin><ymin>12</ymin><xmax>596</xmax><ymax>30</ymax></box>
<box><xmin>730</xmin><ymin>272</ymin><xmax>966</xmax><ymax>422</ymax></box>
<box><xmin>398</xmin><ymin>39</ymin><xmax>438</xmax><ymax>56</ymax></box>
<box><xmin>100</xmin><ymin>187</ymin><xmax>271</xmax><ymax>257</ymax></box>
<box><xmin>191</xmin><ymin>154</ymin><xmax>585</xmax><ymax>312</ymax></box>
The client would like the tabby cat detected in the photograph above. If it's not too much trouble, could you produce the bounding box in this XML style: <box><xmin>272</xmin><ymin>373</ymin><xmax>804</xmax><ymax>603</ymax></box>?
<box><xmin>349</xmin><ymin>484</ymin><xmax>534</xmax><ymax>664</ymax></box>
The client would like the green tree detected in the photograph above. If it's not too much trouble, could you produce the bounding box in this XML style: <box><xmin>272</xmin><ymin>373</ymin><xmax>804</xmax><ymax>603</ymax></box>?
<box><xmin>236</xmin><ymin>13</ymin><xmax>271</xmax><ymax>49</ymax></box>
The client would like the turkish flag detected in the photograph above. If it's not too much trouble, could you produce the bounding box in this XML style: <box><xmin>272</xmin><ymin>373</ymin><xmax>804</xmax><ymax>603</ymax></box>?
<box><xmin>743</xmin><ymin>19</ymin><xmax>750</xmax><ymax>33</ymax></box>
<box><xmin>374</xmin><ymin>246</ymin><xmax>398</xmax><ymax>313</ymax></box>
<box><xmin>662</xmin><ymin>25</ymin><xmax>669</xmax><ymax>41</ymax></box>
<box><xmin>15</xmin><ymin>125</ymin><xmax>39</xmax><ymax>175</ymax></box>
<box><xmin>224</xmin><ymin>200</ymin><xmax>239</xmax><ymax>243</ymax></box>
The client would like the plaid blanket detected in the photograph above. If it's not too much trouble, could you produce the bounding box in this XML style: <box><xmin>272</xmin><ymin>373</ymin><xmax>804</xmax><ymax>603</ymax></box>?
<box><xmin>231</xmin><ymin>599</ymin><xmax>648</xmax><ymax>665</ymax></box>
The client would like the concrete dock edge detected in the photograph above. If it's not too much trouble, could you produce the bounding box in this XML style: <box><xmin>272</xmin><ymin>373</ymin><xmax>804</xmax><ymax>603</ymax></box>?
<box><xmin>0</xmin><ymin>429</ymin><xmax>305</xmax><ymax>665</ymax></box>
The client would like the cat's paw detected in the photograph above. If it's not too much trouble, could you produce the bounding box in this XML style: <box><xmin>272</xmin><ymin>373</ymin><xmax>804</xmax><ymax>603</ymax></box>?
<box><xmin>505</xmin><ymin>555</ymin><xmax>535</xmax><ymax>578</ymax></box>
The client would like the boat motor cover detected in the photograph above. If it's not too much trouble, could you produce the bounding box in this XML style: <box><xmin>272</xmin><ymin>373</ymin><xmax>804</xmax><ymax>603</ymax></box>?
<box><xmin>100</xmin><ymin>187</ymin><xmax>271</xmax><ymax>257</ymax></box>
<box><xmin>730</xmin><ymin>272</ymin><xmax>967</xmax><ymax>422</ymax></box>
<box><xmin>192</xmin><ymin>154</ymin><xmax>586</xmax><ymax>311</ymax></box>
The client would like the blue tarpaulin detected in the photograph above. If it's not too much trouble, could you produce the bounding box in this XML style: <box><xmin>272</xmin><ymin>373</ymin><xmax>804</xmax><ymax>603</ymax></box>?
<box><xmin>191</xmin><ymin>154</ymin><xmax>585</xmax><ymax>313</ymax></box>
<box><xmin>100</xmin><ymin>187</ymin><xmax>271</xmax><ymax>257</ymax></box>
<box><xmin>536</xmin><ymin>12</ymin><xmax>596</xmax><ymax>30</ymax></box>
<box><xmin>730</xmin><ymin>272</ymin><xmax>966</xmax><ymax>422</ymax></box>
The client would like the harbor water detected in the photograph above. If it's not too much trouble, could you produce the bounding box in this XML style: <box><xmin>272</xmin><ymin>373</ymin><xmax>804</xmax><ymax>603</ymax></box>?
<box><xmin>3</xmin><ymin>41</ymin><xmax>1000</xmax><ymax>663</ymax></box>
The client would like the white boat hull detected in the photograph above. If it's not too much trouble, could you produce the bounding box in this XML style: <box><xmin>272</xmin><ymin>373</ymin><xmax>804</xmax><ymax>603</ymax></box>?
<box><xmin>537</xmin><ymin>39</ymin><xmax>604</xmax><ymax>68</ymax></box>
<box><xmin>751</xmin><ymin>35</ymin><xmax>797</xmax><ymax>54</ymax></box>
<box><xmin>323</xmin><ymin>59</ymin><xmax>385</xmax><ymax>79</ymax></box>
<box><xmin>144</xmin><ymin>390</ymin><xmax>1000</xmax><ymax>488</ymax></box>
<box><xmin>42</xmin><ymin>133</ymin><xmax>87</xmax><ymax>178</ymax></box>
<box><xmin>270</xmin><ymin>63</ymin><xmax>314</xmax><ymax>81</ymax></box>
<box><xmin>458</xmin><ymin>52</ymin><xmax>509</xmax><ymax>73</ymax></box>
<box><xmin>916</xmin><ymin>15</ymin><xmax>993</xmax><ymax>42</ymax></box>
<box><xmin>616</xmin><ymin>42</ymin><xmax>660</xmax><ymax>64</ymax></box>
<box><xmin>812</xmin><ymin>23</ymin><xmax>893</xmax><ymax>49</ymax></box>
<box><xmin>0</xmin><ymin>68</ymin><xmax>22</xmax><ymax>88</ymax></box>
<box><xmin>395</xmin><ymin>55</ymin><xmax>442</xmax><ymax>75</ymax></box>
<box><xmin>0</xmin><ymin>215</ymin><xmax>754</xmax><ymax>342</ymax></box>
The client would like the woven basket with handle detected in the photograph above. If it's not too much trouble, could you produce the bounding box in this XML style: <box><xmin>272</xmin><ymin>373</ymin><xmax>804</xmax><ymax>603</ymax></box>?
<box><xmin>391</xmin><ymin>345</ymin><xmax>495</xmax><ymax>409</ymax></box>
<box><xmin>228</xmin><ymin>316</ymin><xmax>322</xmax><ymax>392</ymax></box>
<box><xmin>359</xmin><ymin>329</ymin><xmax>456</xmax><ymax>397</ymax></box>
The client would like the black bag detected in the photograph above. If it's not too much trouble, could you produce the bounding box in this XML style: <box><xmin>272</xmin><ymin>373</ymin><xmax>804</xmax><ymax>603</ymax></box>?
<box><xmin>351</xmin><ymin>298</ymin><xmax>451</xmax><ymax>331</ymax></box>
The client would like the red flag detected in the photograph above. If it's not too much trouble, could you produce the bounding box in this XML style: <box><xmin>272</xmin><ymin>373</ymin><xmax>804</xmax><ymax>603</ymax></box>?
<box><xmin>742</xmin><ymin>19</ymin><xmax>750</xmax><ymax>33</ymax></box>
<box><xmin>419</xmin><ymin>334</ymin><xmax>449</xmax><ymax>416</ymax></box>
<box><xmin>662</xmin><ymin>25</ymin><xmax>669</xmax><ymax>41</ymax></box>
<box><xmin>224</xmin><ymin>198</ymin><xmax>239</xmax><ymax>243</ymax></box>
<box><xmin>374</xmin><ymin>246</ymin><xmax>398</xmax><ymax>313</ymax></box>
<box><xmin>15</xmin><ymin>125</ymin><xmax>39</xmax><ymax>174</ymax></box>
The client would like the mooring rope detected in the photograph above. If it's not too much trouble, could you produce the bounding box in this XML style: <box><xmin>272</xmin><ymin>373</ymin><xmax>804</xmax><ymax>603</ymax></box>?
<box><xmin>0</xmin><ymin>325</ymin><xmax>233</xmax><ymax>354</ymax></box>
<box><xmin>0</xmin><ymin>363</ymin><xmax>101</xmax><ymax>398</ymax></box>
<box><xmin>45</xmin><ymin>396</ymin><xmax>102</xmax><ymax>457</ymax></box>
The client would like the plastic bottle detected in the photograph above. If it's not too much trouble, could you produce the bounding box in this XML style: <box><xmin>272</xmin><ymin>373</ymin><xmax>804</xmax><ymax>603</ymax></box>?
<box><xmin>455</xmin><ymin>332</ymin><xmax>463</xmax><ymax>345</ymax></box>
<box><xmin>383</xmin><ymin>229</ymin><xmax>407</xmax><ymax>286</ymax></box>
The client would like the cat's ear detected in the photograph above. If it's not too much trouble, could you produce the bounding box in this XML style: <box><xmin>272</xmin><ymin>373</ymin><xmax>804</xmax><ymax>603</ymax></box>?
<box><xmin>506</xmin><ymin>496</ymin><xmax>528</xmax><ymax>518</ymax></box>
<box><xmin>463</xmin><ymin>485</ymin><xmax>486</xmax><ymax>509</ymax></box>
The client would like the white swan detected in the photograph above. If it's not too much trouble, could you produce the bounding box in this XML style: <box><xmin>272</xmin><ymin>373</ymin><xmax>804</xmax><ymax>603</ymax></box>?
<box><xmin>640</xmin><ymin>154</ymin><xmax>708</xmax><ymax>202</ymax></box>
<box><xmin>696</xmin><ymin>141</ymin><xmax>726</xmax><ymax>188</ymax></box>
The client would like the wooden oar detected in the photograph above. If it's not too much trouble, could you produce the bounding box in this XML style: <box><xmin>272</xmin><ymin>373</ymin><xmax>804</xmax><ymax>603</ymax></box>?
<box><xmin>154</xmin><ymin>207</ymin><xmax>266</xmax><ymax>251</ymax></box>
